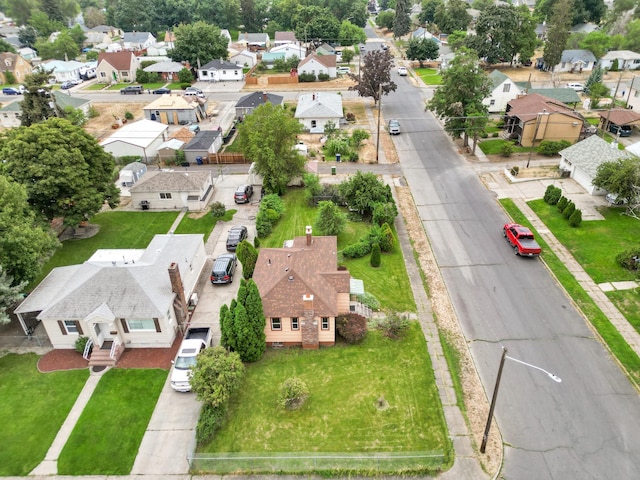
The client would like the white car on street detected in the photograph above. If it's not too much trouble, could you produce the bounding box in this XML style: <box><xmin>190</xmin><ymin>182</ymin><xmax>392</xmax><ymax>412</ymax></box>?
<box><xmin>397</xmin><ymin>66</ymin><xmax>407</xmax><ymax>76</ymax></box>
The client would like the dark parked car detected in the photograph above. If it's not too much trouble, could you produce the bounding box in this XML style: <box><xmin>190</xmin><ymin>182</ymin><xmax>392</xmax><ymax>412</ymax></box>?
<box><xmin>226</xmin><ymin>225</ymin><xmax>248</xmax><ymax>251</ymax></box>
<box><xmin>2</xmin><ymin>87</ymin><xmax>20</xmax><ymax>95</ymax></box>
<box><xmin>120</xmin><ymin>85</ymin><xmax>143</xmax><ymax>95</ymax></box>
<box><xmin>210</xmin><ymin>253</ymin><xmax>237</xmax><ymax>284</ymax></box>
<box><xmin>609</xmin><ymin>124</ymin><xmax>632</xmax><ymax>137</ymax></box>
<box><xmin>234</xmin><ymin>184</ymin><xmax>253</xmax><ymax>204</ymax></box>
<box><xmin>153</xmin><ymin>87</ymin><xmax>171</xmax><ymax>94</ymax></box>
<box><xmin>61</xmin><ymin>81</ymin><xmax>74</xmax><ymax>90</ymax></box>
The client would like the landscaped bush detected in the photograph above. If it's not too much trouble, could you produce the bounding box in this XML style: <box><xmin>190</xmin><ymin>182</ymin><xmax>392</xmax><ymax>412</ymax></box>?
<box><xmin>538</xmin><ymin>140</ymin><xmax>572</xmax><ymax>156</ymax></box>
<box><xmin>336</xmin><ymin>313</ymin><xmax>368</xmax><ymax>343</ymax></box>
<box><xmin>378</xmin><ymin>223</ymin><xmax>395</xmax><ymax>252</ymax></box>
<box><xmin>544</xmin><ymin>185</ymin><xmax>562</xmax><ymax>205</ymax></box>
<box><xmin>342</xmin><ymin>241</ymin><xmax>372</xmax><ymax>258</ymax></box>
<box><xmin>261</xmin><ymin>194</ymin><xmax>285</xmax><ymax>215</ymax></box>
<box><xmin>74</xmin><ymin>336</ymin><xmax>91</xmax><ymax>354</ymax></box>
<box><xmin>479</xmin><ymin>131</ymin><xmax>488</xmax><ymax>138</ymax></box>
<box><xmin>372</xmin><ymin>202</ymin><xmax>398</xmax><ymax>226</ymax></box>
<box><xmin>492</xmin><ymin>132</ymin><xmax>499</xmax><ymax>138</ymax></box>
<box><xmin>557</xmin><ymin>196</ymin><xmax>568</xmax><ymax>212</ymax></box>
<box><xmin>510</xmin><ymin>165</ymin><xmax>519</xmax><ymax>176</ymax></box>
<box><xmin>370</xmin><ymin>243</ymin><xmax>381</xmax><ymax>267</ymax></box>
<box><xmin>501</xmin><ymin>142</ymin><xmax>514</xmax><ymax>157</ymax></box>
<box><xmin>375</xmin><ymin>311</ymin><xmax>410</xmax><ymax>339</ymax></box>
<box><xmin>210</xmin><ymin>201</ymin><xmax>226</xmax><ymax>218</ymax></box>
<box><xmin>196</xmin><ymin>403</ymin><xmax>225</xmax><ymax>443</ymax></box>
<box><xmin>562</xmin><ymin>201</ymin><xmax>576</xmax><ymax>219</ymax></box>
<box><xmin>324</xmin><ymin>137</ymin><xmax>351</xmax><ymax>156</ymax></box>
<box><xmin>278</xmin><ymin>377</ymin><xmax>309</xmax><ymax>410</ymax></box>
<box><xmin>358</xmin><ymin>291</ymin><xmax>381</xmax><ymax>311</ymax></box>
<box><xmin>256</xmin><ymin>209</ymin><xmax>273</xmax><ymax>238</ymax></box>
<box><xmin>350</xmin><ymin>129</ymin><xmax>370</xmax><ymax>148</ymax></box>
<box><xmin>298</xmin><ymin>72</ymin><xmax>316</xmax><ymax>82</ymax></box>
<box><xmin>318</xmin><ymin>73</ymin><xmax>330</xmax><ymax>81</ymax></box>
<box><xmin>345</xmin><ymin>112</ymin><xmax>356</xmax><ymax>122</ymax></box>
<box><xmin>616</xmin><ymin>248</ymin><xmax>640</xmax><ymax>270</ymax></box>
<box><xmin>569</xmin><ymin>208</ymin><xmax>582</xmax><ymax>227</ymax></box>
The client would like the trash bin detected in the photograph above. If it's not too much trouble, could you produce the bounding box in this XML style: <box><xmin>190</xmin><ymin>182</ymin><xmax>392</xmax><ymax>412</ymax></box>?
<box><xmin>331</xmin><ymin>166</ymin><xmax>336</xmax><ymax>175</ymax></box>
<box><xmin>336</xmin><ymin>153</ymin><xmax>341</xmax><ymax>163</ymax></box>
<box><xmin>140</xmin><ymin>200</ymin><xmax>150</xmax><ymax>210</ymax></box>
<box><xmin>196</xmin><ymin>156</ymin><xmax>203</xmax><ymax>165</ymax></box>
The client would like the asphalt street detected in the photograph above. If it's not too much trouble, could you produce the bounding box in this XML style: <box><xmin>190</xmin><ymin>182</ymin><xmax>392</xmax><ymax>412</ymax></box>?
<box><xmin>381</xmin><ymin>43</ymin><xmax>640</xmax><ymax>480</ymax></box>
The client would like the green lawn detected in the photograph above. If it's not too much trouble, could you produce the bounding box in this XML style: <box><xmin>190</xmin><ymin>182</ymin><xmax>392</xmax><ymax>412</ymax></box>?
<box><xmin>198</xmin><ymin>324</ymin><xmax>451</xmax><ymax>472</ymax></box>
<box><xmin>415</xmin><ymin>68</ymin><xmax>442</xmax><ymax>85</ymax></box>
<box><xmin>260</xmin><ymin>188</ymin><xmax>415</xmax><ymax>312</ymax></box>
<box><xmin>58</xmin><ymin>369</ymin><xmax>167</xmax><ymax>475</ymax></box>
<box><xmin>0</xmin><ymin>354</ymin><xmax>89</xmax><ymax>476</ymax></box>
<box><xmin>174</xmin><ymin>208</ymin><xmax>235</xmax><ymax>237</ymax></box>
<box><xmin>478</xmin><ymin>138</ymin><xmax>531</xmax><ymax>155</ymax></box>
<box><xmin>501</xmin><ymin>198</ymin><xmax>640</xmax><ymax>385</ymax></box>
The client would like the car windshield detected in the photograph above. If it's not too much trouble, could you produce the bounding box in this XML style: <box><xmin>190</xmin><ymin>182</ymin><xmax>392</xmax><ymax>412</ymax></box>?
<box><xmin>389</xmin><ymin>121</ymin><xmax>399</xmax><ymax>127</ymax></box>
<box><xmin>174</xmin><ymin>355</ymin><xmax>197</xmax><ymax>369</ymax></box>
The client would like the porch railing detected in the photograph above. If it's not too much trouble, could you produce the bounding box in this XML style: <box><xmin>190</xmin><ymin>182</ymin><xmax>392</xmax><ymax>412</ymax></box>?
<box><xmin>109</xmin><ymin>338</ymin><xmax>122</xmax><ymax>359</ymax></box>
<box><xmin>83</xmin><ymin>338</ymin><xmax>94</xmax><ymax>360</ymax></box>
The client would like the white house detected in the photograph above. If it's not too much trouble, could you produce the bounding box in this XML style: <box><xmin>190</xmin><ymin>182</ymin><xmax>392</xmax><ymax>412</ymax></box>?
<box><xmin>599</xmin><ymin>50</ymin><xmax>640</xmax><ymax>71</ymax></box>
<box><xmin>129</xmin><ymin>171</ymin><xmax>215</xmax><ymax>211</ymax></box>
<box><xmin>297</xmin><ymin>53</ymin><xmax>337</xmax><ymax>79</ymax></box>
<box><xmin>558</xmin><ymin>135</ymin><xmax>634</xmax><ymax>195</ymax></box>
<box><xmin>627</xmin><ymin>76</ymin><xmax>640</xmax><ymax>110</ymax></box>
<box><xmin>295</xmin><ymin>91</ymin><xmax>343</xmax><ymax>133</ymax></box>
<box><xmin>237</xmin><ymin>32</ymin><xmax>270</xmax><ymax>50</ymax></box>
<box><xmin>100</xmin><ymin>119</ymin><xmax>168</xmax><ymax>163</ymax></box>
<box><xmin>230</xmin><ymin>50</ymin><xmax>258</xmax><ymax>68</ymax></box>
<box><xmin>197</xmin><ymin>59</ymin><xmax>244</xmax><ymax>82</ymax></box>
<box><xmin>14</xmin><ymin>234</ymin><xmax>207</xmax><ymax>356</ymax></box>
<box><xmin>483</xmin><ymin>70</ymin><xmax>524</xmax><ymax>113</ymax></box>
<box><xmin>37</xmin><ymin>60</ymin><xmax>84</xmax><ymax>83</ymax></box>
<box><xmin>122</xmin><ymin>31</ymin><xmax>156</xmax><ymax>50</ymax></box>
<box><xmin>546</xmin><ymin>49</ymin><xmax>596</xmax><ymax>73</ymax></box>
<box><xmin>270</xmin><ymin>43</ymin><xmax>307</xmax><ymax>61</ymax></box>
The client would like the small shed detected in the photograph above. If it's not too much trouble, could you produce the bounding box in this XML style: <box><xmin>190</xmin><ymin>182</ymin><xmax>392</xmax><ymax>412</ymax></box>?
<box><xmin>182</xmin><ymin>130</ymin><xmax>223</xmax><ymax>163</ymax></box>
<box><xmin>118</xmin><ymin>161</ymin><xmax>147</xmax><ymax>186</ymax></box>
<box><xmin>157</xmin><ymin>138</ymin><xmax>186</xmax><ymax>163</ymax></box>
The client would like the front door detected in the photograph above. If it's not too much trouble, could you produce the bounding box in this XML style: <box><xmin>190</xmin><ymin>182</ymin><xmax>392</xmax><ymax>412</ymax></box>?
<box><xmin>94</xmin><ymin>322</ymin><xmax>114</xmax><ymax>348</ymax></box>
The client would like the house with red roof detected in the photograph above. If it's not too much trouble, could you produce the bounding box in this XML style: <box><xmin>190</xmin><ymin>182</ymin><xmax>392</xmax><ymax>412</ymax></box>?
<box><xmin>297</xmin><ymin>53</ymin><xmax>337</xmax><ymax>79</ymax></box>
<box><xmin>95</xmin><ymin>51</ymin><xmax>140</xmax><ymax>83</ymax></box>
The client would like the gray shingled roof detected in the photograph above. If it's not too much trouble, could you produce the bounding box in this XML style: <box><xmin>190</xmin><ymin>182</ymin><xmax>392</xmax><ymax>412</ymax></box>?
<box><xmin>295</xmin><ymin>92</ymin><xmax>343</xmax><ymax>119</ymax></box>
<box><xmin>559</xmin><ymin>135</ymin><xmax>633</xmax><ymax>178</ymax></box>
<box><xmin>236</xmin><ymin>91</ymin><xmax>284</xmax><ymax>109</ymax></box>
<box><xmin>183</xmin><ymin>130</ymin><xmax>221</xmax><ymax>150</ymax></box>
<box><xmin>129</xmin><ymin>171</ymin><xmax>211</xmax><ymax>193</ymax></box>
<box><xmin>560</xmin><ymin>49</ymin><xmax>596</xmax><ymax>64</ymax></box>
<box><xmin>200</xmin><ymin>59</ymin><xmax>242</xmax><ymax>70</ymax></box>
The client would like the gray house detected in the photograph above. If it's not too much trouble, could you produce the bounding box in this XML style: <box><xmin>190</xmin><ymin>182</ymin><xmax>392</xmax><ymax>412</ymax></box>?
<box><xmin>182</xmin><ymin>130</ymin><xmax>223</xmax><ymax>163</ymax></box>
<box><xmin>129</xmin><ymin>171</ymin><xmax>214</xmax><ymax>211</ymax></box>
<box><xmin>235</xmin><ymin>91</ymin><xmax>284</xmax><ymax>118</ymax></box>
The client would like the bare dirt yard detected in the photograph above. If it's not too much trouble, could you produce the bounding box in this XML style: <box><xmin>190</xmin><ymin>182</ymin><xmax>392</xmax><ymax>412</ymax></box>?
<box><xmin>84</xmin><ymin>102</ymin><xmax>146</xmax><ymax>141</ymax></box>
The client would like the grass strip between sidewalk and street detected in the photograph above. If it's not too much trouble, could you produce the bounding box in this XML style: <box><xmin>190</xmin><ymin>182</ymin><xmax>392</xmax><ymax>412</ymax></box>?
<box><xmin>500</xmin><ymin>198</ymin><xmax>640</xmax><ymax>386</ymax></box>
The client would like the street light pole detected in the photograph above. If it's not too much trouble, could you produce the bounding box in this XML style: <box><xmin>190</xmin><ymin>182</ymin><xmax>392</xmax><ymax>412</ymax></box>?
<box><xmin>480</xmin><ymin>347</ymin><xmax>562</xmax><ymax>454</ymax></box>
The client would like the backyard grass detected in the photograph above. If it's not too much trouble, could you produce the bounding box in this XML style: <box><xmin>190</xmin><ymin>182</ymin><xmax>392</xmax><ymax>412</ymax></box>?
<box><xmin>260</xmin><ymin>188</ymin><xmax>415</xmax><ymax>312</ymax></box>
<box><xmin>30</xmin><ymin>211</ymin><xmax>179</xmax><ymax>289</ymax></box>
<box><xmin>0</xmin><ymin>354</ymin><xmax>89</xmax><ymax>476</ymax></box>
<box><xmin>415</xmin><ymin>68</ymin><xmax>442</xmax><ymax>86</ymax></box>
<box><xmin>57</xmin><ymin>369</ymin><xmax>167</xmax><ymax>475</ymax></box>
<box><xmin>501</xmin><ymin>198</ymin><xmax>640</xmax><ymax>385</ymax></box>
<box><xmin>198</xmin><ymin>324</ymin><xmax>451</xmax><ymax>469</ymax></box>
<box><xmin>174</xmin><ymin>208</ymin><xmax>235</xmax><ymax>237</ymax></box>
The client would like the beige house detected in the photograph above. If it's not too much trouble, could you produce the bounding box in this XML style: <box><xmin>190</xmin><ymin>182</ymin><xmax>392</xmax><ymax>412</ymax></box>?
<box><xmin>253</xmin><ymin>227</ymin><xmax>358</xmax><ymax>349</ymax></box>
<box><xmin>0</xmin><ymin>52</ymin><xmax>32</xmax><ymax>84</ymax></box>
<box><xmin>504</xmin><ymin>93</ymin><xmax>584</xmax><ymax>147</ymax></box>
<box><xmin>129</xmin><ymin>170</ymin><xmax>215</xmax><ymax>211</ymax></box>
<box><xmin>14</xmin><ymin>234</ymin><xmax>206</xmax><ymax>365</ymax></box>
<box><xmin>96</xmin><ymin>51</ymin><xmax>140</xmax><ymax>83</ymax></box>
<box><xmin>143</xmin><ymin>94</ymin><xmax>207</xmax><ymax>125</ymax></box>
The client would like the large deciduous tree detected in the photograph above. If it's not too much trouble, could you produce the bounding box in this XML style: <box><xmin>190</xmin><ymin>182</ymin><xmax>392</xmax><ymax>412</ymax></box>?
<box><xmin>543</xmin><ymin>0</ymin><xmax>574</xmax><ymax>71</ymax></box>
<box><xmin>419</xmin><ymin>0</ymin><xmax>443</xmax><ymax>24</ymax></box>
<box><xmin>20</xmin><ymin>71</ymin><xmax>60</xmax><ymax>126</ymax></box>
<box><xmin>0</xmin><ymin>176</ymin><xmax>59</xmax><ymax>286</ymax></box>
<box><xmin>194</xmin><ymin>0</ymin><xmax>240</xmax><ymax>29</ymax></box>
<box><xmin>434</xmin><ymin>0</ymin><xmax>471</xmax><ymax>34</ymax></box>
<box><xmin>170</xmin><ymin>21</ymin><xmax>229</xmax><ymax>67</ymax></box>
<box><xmin>338</xmin><ymin>171</ymin><xmax>394</xmax><ymax>218</ymax></box>
<box><xmin>592</xmin><ymin>157</ymin><xmax>640</xmax><ymax>206</ymax></box>
<box><xmin>534</xmin><ymin>0</ymin><xmax>606</xmax><ymax>26</ymax></box>
<box><xmin>393</xmin><ymin>0</ymin><xmax>411</xmax><ymax>38</ymax></box>
<box><xmin>35</xmin><ymin>29</ymin><xmax>81</xmax><ymax>61</ymax></box>
<box><xmin>190</xmin><ymin>346</ymin><xmax>245</xmax><ymax>408</ymax></box>
<box><xmin>0</xmin><ymin>265</ymin><xmax>26</xmax><ymax>325</ymax></box>
<box><xmin>339</xmin><ymin>20</ymin><xmax>366</xmax><ymax>46</ymax></box>
<box><xmin>405</xmin><ymin>37</ymin><xmax>439</xmax><ymax>67</ymax></box>
<box><xmin>349</xmin><ymin>49</ymin><xmax>397</xmax><ymax>105</ymax></box>
<box><xmin>237</xmin><ymin>102</ymin><xmax>304</xmax><ymax>195</ymax></box>
<box><xmin>0</xmin><ymin>118</ymin><xmax>120</xmax><ymax>227</ymax></box>
<box><xmin>107</xmin><ymin>0</ymin><xmax>152</xmax><ymax>32</ymax></box>
<box><xmin>428</xmin><ymin>48</ymin><xmax>492</xmax><ymax>146</ymax></box>
<box><xmin>293</xmin><ymin>6</ymin><xmax>340</xmax><ymax>45</ymax></box>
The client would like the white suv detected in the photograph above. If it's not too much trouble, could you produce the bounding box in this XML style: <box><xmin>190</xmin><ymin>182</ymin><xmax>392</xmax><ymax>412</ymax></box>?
<box><xmin>184</xmin><ymin>87</ymin><xmax>204</xmax><ymax>97</ymax></box>
<box><xmin>337</xmin><ymin>66</ymin><xmax>351</xmax><ymax>74</ymax></box>
<box><xmin>397</xmin><ymin>66</ymin><xmax>407</xmax><ymax>76</ymax></box>
<box><xmin>566</xmin><ymin>82</ymin><xmax>584</xmax><ymax>92</ymax></box>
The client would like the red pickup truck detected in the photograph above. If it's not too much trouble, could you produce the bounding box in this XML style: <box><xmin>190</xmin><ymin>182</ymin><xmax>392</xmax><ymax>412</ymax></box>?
<box><xmin>503</xmin><ymin>223</ymin><xmax>541</xmax><ymax>257</ymax></box>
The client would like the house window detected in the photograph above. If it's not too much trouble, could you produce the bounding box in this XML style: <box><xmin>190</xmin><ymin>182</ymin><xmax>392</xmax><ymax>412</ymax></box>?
<box><xmin>202</xmin><ymin>71</ymin><xmax>208</xmax><ymax>76</ymax></box>
<box><xmin>234</xmin><ymin>70</ymin><xmax>239</xmax><ymax>75</ymax></box>
<box><xmin>321</xmin><ymin>317</ymin><xmax>329</xmax><ymax>330</ymax></box>
<box><xmin>64</xmin><ymin>320</ymin><xmax>79</xmax><ymax>334</ymax></box>
<box><xmin>127</xmin><ymin>318</ymin><xmax>156</xmax><ymax>331</ymax></box>
<box><xmin>222</xmin><ymin>70</ymin><xmax>227</xmax><ymax>75</ymax></box>
<box><xmin>490</xmin><ymin>100</ymin><xmax>495</xmax><ymax>106</ymax></box>
<box><xmin>159</xmin><ymin>192</ymin><xmax>172</xmax><ymax>199</ymax></box>
<box><xmin>503</xmin><ymin>84</ymin><xmax>511</xmax><ymax>93</ymax></box>
<box><xmin>271</xmin><ymin>318</ymin><xmax>282</xmax><ymax>330</ymax></box>
<box><xmin>291</xmin><ymin>317</ymin><xmax>299</xmax><ymax>330</ymax></box>
<box><xmin>122</xmin><ymin>71</ymin><xmax>129</xmax><ymax>77</ymax></box>
<box><xmin>100</xmin><ymin>72</ymin><xmax>106</xmax><ymax>78</ymax></box>
<box><xmin>311</xmin><ymin>120</ymin><xmax>317</xmax><ymax>128</ymax></box>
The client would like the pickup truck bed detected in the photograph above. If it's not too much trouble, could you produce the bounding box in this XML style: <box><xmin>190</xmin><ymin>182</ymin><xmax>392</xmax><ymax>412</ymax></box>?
<box><xmin>185</xmin><ymin>327</ymin><xmax>211</xmax><ymax>343</ymax></box>
<box><xmin>503</xmin><ymin>223</ymin><xmax>541</xmax><ymax>257</ymax></box>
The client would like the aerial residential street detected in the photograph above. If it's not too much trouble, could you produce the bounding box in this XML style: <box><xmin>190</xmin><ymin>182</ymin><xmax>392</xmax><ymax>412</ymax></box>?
<box><xmin>372</xmin><ymin>27</ymin><xmax>640</xmax><ymax>478</ymax></box>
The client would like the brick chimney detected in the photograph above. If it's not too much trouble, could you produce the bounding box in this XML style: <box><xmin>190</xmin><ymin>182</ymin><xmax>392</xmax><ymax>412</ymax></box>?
<box><xmin>262</xmin><ymin>92</ymin><xmax>267</xmax><ymax>103</ymax></box>
<box><xmin>305</xmin><ymin>225</ymin><xmax>312</xmax><ymax>246</ymax></box>
<box><xmin>301</xmin><ymin>294</ymin><xmax>318</xmax><ymax>349</ymax></box>
<box><xmin>168</xmin><ymin>262</ymin><xmax>188</xmax><ymax>324</ymax></box>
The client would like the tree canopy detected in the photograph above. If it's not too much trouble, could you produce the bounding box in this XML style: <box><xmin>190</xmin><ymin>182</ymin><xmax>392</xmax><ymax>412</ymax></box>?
<box><xmin>237</xmin><ymin>102</ymin><xmax>304</xmax><ymax>195</ymax></box>
<box><xmin>543</xmin><ymin>0</ymin><xmax>573</xmax><ymax>71</ymax></box>
<box><xmin>0</xmin><ymin>118</ymin><xmax>120</xmax><ymax>227</ymax></box>
<box><xmin>393</xmin><ymin>0</ymin><xmax>411</xmax><ymax>37</ymax></box>
<box><xmin>190</xmin><ymin>346</ymin><xmax>245</xmax><ymax>408</ymax></box>
<box><xmin>405</xmin><ymin>37</ymin><xmax>439</xmax><ymax>67</ymax></box>
<box><xmin>0</xmin><ymin>265</ymin><xmax>25</xmax><ymax>325</ymax></box>
<box><xmin>428</xmin><ymin>48</ymin><xmax>492</xmax><ymax>145</ymax></box>
<box><xmin>169</xmin><ymin>21</ymin><xmax>229</xmax><ymax>66</ymax></box>
<box><xmin>434</xmin><ymin>0</ymin><xmax>471</xmax><ymax>34</ymax></box>
<box><xmin>0</xmin><ymin>176</ymin><xmax>59</xmax><ymax>286</ymax></box>
<box><xmin>20</xmin><ymin>71</ymin><xmax>60</xmax><ymax>127</ymax></box>
<box><xmin>338</xmin><ymin>171</ymin><xmax>395</xmax><ymax>217</ymax></box>
<box><xmin>339</xmin><ymin>20</ymin><xmax>367</xmax><ymax>46</ymax></box>
<box><xmin>592</xmin><ymin>157</ymin><xmax>640</xmax><ymax>206</ymax></box>
<box><xmin>349</xmin><ymin>49</ymin><xmax>397</xmax><ymax>105</ymax></box>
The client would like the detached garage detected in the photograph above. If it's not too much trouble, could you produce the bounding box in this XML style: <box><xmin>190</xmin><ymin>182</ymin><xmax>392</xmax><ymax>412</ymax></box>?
<box><xmin>100</xmin><ymin>119</ymin><xmax>168</xmax><ymax>163</ymax></box>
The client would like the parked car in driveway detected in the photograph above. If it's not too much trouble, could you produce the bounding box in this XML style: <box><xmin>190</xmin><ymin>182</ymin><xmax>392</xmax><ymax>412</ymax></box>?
<box><xmin>210</xmin><ymin>253</ymin><xmax>237</xmax><ymax>284</ymax></box>
<box><xmin>234</xmin><ymin>184</ymin><xmax>253</xmax><ymax>204</ymax></box>
<box><xmin>337</xmin><ymin>66</ymin><xmax>351</xmax><ymax>74</ymax></box>
<box><xmin>153</xmin><ymin>87</ymin><xmax>171</xmax><ymax>94</ymax></box>
<box><xmin>226</xmin><ymin>226</ymin><xmax>248</xmax><ymax>251</ymax></box>
<box><xmin>606</xmin><ymin>193</ymin><xmax>627</xmax><ymax>205</ymax></box>
<box><xmin>609</xmin><ymin>124</ymin><xmax>632</xmax><ymax>137</ymax></box>
<box><xmin>61</xmin><ymin>81</ymin><xmax>74</xmax><ymax>90</ymax></box>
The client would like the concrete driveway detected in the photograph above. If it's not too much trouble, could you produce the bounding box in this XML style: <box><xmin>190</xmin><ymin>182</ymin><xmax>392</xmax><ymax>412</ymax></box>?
<box><xmin>132</xmin><ymin>173</ymin><xmax>259</xmax><ymax>475</ymax></box>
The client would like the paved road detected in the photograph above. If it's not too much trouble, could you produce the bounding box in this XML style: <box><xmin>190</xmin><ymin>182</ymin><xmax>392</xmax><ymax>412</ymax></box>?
<box><xmin>383</xmin><ymin>51</ymin><xmax>640</xmax><ymax>479</ymax></box>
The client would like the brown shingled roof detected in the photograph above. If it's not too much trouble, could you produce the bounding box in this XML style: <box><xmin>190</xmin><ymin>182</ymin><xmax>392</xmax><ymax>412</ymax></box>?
<box><xmin>507</xmin><ymin>93</ymin><xmax>582</xmax><ymax>122</ymax></box>
<box><xmin>597</xmin><ymin>108</ymin><xmax>640</xmax><ymax>126</ymax></box>
<box><xmin>253</xmin><ymin>235</ymin><xmax>350</xmax><ymax>318</ymax></box>
<box><xmin>97</xmin><ymin>51</ymin><xmax>137</xmax><ymax>70</ymax></box>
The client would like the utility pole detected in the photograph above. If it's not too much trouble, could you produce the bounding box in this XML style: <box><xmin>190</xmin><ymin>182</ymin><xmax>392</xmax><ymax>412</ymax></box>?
<box><xmin>481</xmin><ymin>348</ymin><xmax>507</xmax><ymax>454</ymax></box>
<box><xmin>602</xmin><ymin>73</ymin><xmax>623</xmax><ymax>137</ymax></box>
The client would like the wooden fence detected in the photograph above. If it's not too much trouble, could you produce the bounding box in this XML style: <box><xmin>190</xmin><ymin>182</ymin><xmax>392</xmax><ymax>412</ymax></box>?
<box><xmin>268</xmin><ymin>76</ymin><xmax>299</xmax><ymax>85</ymax></box>
<box><xmin>207</xmin><ymin>152</ymin><xmax>248</xmax><ymax>164</ymax></box>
